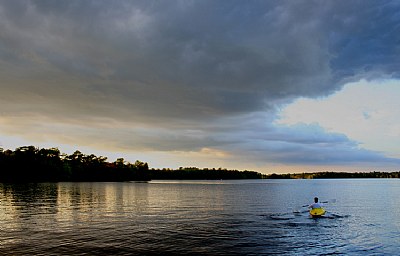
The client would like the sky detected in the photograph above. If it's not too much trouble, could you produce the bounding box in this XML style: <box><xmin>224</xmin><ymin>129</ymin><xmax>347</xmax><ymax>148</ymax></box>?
<box><xmin>0</xmin><ymin>0</ymin><xmax>400</xmax><ymax>174</ymax></box>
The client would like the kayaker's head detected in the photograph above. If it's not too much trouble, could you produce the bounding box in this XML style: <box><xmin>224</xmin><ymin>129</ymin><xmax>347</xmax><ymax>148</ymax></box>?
<box><xmin>314</xmin><ymin>197</ymin><xmax>318</xmax><ymax>203</ymax></box>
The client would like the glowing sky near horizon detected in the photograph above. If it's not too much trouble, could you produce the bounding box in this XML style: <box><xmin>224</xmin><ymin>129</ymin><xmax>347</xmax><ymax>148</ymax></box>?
<box><xmin>1</xmin><ymin>0</ymin><xmax>400</xmax><ymax>173</ymax></box>
<box><xmin>278</xmin><ymin>79</ymin><xmax>400</xmax><ymax>159</ymax></box>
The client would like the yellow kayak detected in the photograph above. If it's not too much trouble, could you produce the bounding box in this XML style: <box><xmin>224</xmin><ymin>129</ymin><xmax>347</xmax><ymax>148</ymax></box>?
<box><xmin>309</xmin><ymin>208</ymin><xmax>326</xmax><ymax>218</ymax></box>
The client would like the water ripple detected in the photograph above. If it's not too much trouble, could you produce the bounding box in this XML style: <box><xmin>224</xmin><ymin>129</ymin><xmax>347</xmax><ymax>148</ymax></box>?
<box><xmin>1</xmin><ymin>181</ymin><xmax>400</xmax><ymax>255</ymax></box>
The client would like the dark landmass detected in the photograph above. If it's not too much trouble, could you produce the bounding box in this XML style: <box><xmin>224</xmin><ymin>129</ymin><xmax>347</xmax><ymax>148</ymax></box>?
<box><xmin>150</xmin><ymin>167</ymin><xmax>263</xmax><ymax>179</ymax></box>
<box><xmin>0</xmin><ymin>146</ymin><xmax>149</xmax><ymax>182</ymax></box>
<box><xmin>0</xmin><ymin>146</ymin><xmax>262</xmax><ymax>182</ymax></box>
<box><xmin>265</xmin><ymin>171</ymin><xmax>400</xmax><ymax>179</ymax></box>
<box><xmin>1</xmin><ymin>146</ymin><xmax>399</xmax><ymax>182</ymax></box>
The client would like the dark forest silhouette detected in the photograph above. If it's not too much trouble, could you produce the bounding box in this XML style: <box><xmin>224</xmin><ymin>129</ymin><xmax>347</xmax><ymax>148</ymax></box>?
<box><xmin>1</xmin><ymin>146</ymin><xmax>399</xmax><ymax>182</ymax></box>
<box><xmin>150</xmin><ymin>167</ymin><xmax>263</xmax><ymax>179</ymax></box>
<box><xmin>266</xmin><ymin>171</ymin><xmax>400</xmax><ymax>179</ymax></box>
<box><xmin>0</xmin><ymin>146</ymin><xmax>149</xmax><ymax>182</ymax></box>
<box><xmin>0</xmin><ymin>146</ymin><xmax>263</xmax><ymax>182</ymax></box>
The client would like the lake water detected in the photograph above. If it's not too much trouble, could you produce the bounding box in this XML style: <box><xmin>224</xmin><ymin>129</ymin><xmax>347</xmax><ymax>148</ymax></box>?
<box><xmin>0</xmin><ymin>179</ymin><xmax>399</xmax><ymax>255</ymax></box>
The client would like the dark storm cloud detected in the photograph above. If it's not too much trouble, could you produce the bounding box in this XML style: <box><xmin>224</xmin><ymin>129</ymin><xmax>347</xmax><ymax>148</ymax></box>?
<box><xmin>328</xmin><ymin>1</ymin><xmax>400</xmax><ymax>77</ymax></box>
<box><xmin>2</xmin><ymin>0</ymin><xmax>399</xmax><ymax>119</ymax></box>
<box><xmin>1</xmin><ymin>0</ymin><xmax>399</xmax><ymax>167</ymax></box>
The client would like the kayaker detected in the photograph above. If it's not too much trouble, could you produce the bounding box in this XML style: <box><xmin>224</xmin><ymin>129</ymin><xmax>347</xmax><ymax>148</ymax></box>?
<box><xmin>309</xmin><ymin>197</ymin><xmax>323</xmax><ymax>209</ymax></box>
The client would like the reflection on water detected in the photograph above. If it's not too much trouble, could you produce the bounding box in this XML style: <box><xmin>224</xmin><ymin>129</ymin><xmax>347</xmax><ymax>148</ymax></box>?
<box><xmin>0</xmin><ymin>180</ymin><xmax>400</xmax><ymax>255</ymax></box>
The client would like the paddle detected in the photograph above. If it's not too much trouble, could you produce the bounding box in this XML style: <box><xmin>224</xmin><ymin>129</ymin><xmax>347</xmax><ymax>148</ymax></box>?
<box><xmin>323</xmin><ymin>199</ymin><xmax>336</xmax><ymax>204</ymax></box>
<box><xmin>293</xmin><ymin>199</ymin><xmax>336</xmax><ymax>213</ymax></box>
<box><xmin>293</xmin><ymin>208</ymin><xmax>309</xmax><ymax>214</ymax></box>
<box><xmin>293</xmin><ymin>205</ymin><xmax>309</xmax><ymax>213</ymax></box>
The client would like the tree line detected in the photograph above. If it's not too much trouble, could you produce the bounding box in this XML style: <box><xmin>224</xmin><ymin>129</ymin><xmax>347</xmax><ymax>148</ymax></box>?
<box><xmin>149</xmin><ymin>167</ymin><xmax>263</xmax><ymax>179</ymax></box>
<box><xmin>0</xmin><ymin>146</ymin><xmax>263</xmax><ymax>182</ymax></box>
<box><xmin>266</xmin><ymin>171</ymin><xmax>400</xmax><ymax>179</ymax></box>
<box><xmin>4</xmin><ymin>146</ymin><xmax>396</xmax><ymax>182</ymax></box>
<box><xmin>0</xmin><ymin>146</ymin><xmax>149</xmax><ymax>182</ymax></box>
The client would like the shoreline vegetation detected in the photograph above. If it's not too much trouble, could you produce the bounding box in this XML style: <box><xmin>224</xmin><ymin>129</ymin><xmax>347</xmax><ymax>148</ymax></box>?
<box><xmin>0</xmin><ymin>146</ymin><xmax>399</xmax><ymax>182</ymax></box>
<box><xmin>266</xmin><ymin>171</ymin><xmax>400</xmax><ymax>179</ymax></box>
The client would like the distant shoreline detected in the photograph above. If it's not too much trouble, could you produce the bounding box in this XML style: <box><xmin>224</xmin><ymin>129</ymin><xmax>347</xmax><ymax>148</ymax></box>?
<box><xmin>265</xmin><ymin>171</ymin><xmax>400</xmax><ymax>179</ymax></box>
<box><xmin>1</xmin><ymin>146</ymin><xmax>399</xmax><ymax>182</ymax></box>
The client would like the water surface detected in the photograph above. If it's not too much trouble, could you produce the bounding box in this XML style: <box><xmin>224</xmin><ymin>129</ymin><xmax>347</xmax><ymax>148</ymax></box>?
<box><xmin>1</xmin><ymin>179</ymin><xmax>399</xmax><ymax>255</ymax></box>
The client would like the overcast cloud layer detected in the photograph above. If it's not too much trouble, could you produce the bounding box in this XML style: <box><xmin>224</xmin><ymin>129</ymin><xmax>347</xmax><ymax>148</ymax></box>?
<box><xmin>1</xmin><ymin>0</ymin><xmax>400</xmax><ymax>172</ymax></box>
